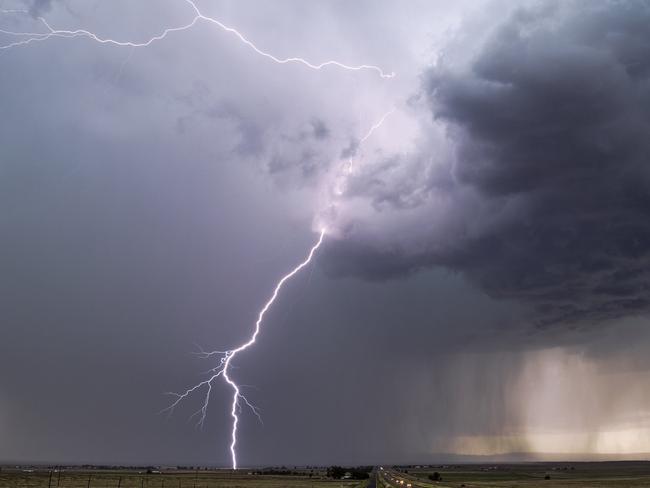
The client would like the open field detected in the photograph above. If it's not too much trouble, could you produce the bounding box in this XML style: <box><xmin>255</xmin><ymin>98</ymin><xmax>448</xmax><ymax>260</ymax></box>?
<box><xmin>6</xmin><ymin>462</ymin><xmax>650</xmax><ymax>488</ymax></box>
<box><xmin>379</xmin><ymin>462</ymin><xmax>650</xmax><ymax>488</ymax></box>
<box><xmin>0</xmin><ymin>468</ymin><xmax>370</xmax><ymax>488</ymax></box>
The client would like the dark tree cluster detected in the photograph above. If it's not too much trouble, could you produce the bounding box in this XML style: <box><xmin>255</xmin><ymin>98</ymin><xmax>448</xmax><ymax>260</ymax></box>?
<box><xmin>326</xmin><ymin>466</ymin><xmax>371</xmax><ymax>479</ymax></box>
<box><xmin>429</xmin><ymin>472</ymin><xmax>443</xmax><ymax>482</ymax></box>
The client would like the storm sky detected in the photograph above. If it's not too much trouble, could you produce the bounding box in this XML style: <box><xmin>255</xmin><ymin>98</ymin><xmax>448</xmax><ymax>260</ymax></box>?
<box><xmin>2</xmin><ymin>0</ymin><xmax>650</xmax><ymax>467</ymax></box>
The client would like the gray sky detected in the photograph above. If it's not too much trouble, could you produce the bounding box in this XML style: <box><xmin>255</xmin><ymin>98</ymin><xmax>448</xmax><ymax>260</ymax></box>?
<box><xmin>2</xmin><ymin>0</ymin><xmax>650</xmax><ymax>467</ymax></box>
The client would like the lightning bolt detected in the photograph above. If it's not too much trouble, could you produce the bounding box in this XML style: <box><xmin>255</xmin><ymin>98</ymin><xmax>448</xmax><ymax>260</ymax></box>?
<box><xmin>162</xmin><ymin>229</ymin><xmax>325</xmax><ymax>469</ymax></box>
<box><xmin>222</xmin><ymin>229</ymin><xmax>326</xmax><ymax>469</ymax></box>
<box><xmin>163</xmin><ymin>107</ymin><xmax>394</xmax><ymax>468</ymax></box>
<box><xmin>163</xmin><ymin>107</ymin><xmax>394</xmax><ymax>469</ymax></box>
<box><xmin>328</xmin><ymin>108</ymin><xmax>395</xmax><ymax>204</ymax></box>
<box><xmin>1</xmin><ymin>0</ymin><xmax>395</xmax><ymax>470</ymax></box>
<box><xmin>0</xmin><ymin>1</ymin><xmax>395</xmax><ymax>79</ymax></box>
<box><xmin>342</xmin><ymin>109</ymin><xmax>395</xmax><ymax>176</ymax></box>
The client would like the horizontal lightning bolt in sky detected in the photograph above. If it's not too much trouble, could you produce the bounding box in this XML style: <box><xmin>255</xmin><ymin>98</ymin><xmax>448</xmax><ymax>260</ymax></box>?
<box><xmin>0</xmin><ymin>0</ymin><xmax>394</xmax><ymax>469</ymax></box>
<box><xmin>0</xmin><ymin>0</ymin><xmax>395</xmax><ymax>79</ymax></box>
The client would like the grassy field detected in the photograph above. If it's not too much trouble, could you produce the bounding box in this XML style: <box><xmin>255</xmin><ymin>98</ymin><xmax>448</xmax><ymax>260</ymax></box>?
<box><xmin>380</xmin><ymin>462</ymin><xmax>650</xmax><ymax>488</ymax></box>
<box><xmin>0</xmin><ymin>469</ymin><xmax>370</xmax><ymax>488</ymax></box>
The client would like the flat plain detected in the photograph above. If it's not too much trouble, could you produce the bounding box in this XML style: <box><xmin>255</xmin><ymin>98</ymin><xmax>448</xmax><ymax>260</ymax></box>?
<box><xmin>0</xmin><ymin>469</ymin><xmax>368</xmax><ymax>488</ymax></box>
<box><xmin>379</xmin><ymin>462</ymin><xmax>650</xmax><ymax>488</ymax></box>
<box><xmin>5</xmin><ymin>462</ymin><xmax>650</xmax><ymax>488</ymax></box>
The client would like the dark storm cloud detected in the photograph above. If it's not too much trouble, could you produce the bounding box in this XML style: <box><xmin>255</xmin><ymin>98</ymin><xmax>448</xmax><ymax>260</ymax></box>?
<box><xmin>174</xmin><ymin>80</ymin><xmax>335</xmax><ymax>185</ymax></box>
<box><xmin>267</xmin><ymin>119</ymin><xmax>332</xmax><ymax>180</ymax></box>
<box><xmin>327</xmin><ymin>0</ymin><xmax>650</xmax><ymax>326</ymax></box>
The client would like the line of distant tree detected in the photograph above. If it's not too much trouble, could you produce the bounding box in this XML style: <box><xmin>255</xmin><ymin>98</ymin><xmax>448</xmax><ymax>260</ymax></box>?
<box><xmin>253</xmin><ymin>468</ymin><xmax>301</xmax><ymax>476</ymax></box>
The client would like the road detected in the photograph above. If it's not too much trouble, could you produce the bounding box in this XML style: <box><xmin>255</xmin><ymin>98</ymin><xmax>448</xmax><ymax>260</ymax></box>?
<box><xmin>367</xmin><ymin>471</ymin><xmax>377</xmax><ymax>488</ymax></box>
<box><xmin>378</xmin><ymin>467</ymin><xmax>429</xmax><ymax>488</ymax></box>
